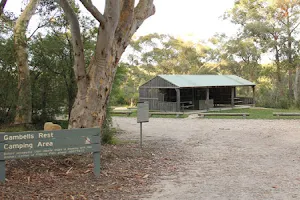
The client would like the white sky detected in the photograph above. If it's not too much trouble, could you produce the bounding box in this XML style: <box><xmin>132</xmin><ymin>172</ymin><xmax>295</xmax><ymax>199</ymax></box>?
<box><xmin>134</xmin><ymin>0</ymin><xmax>238</xmax><ymax>41</ymax></box>
<box><xmin>5</xmin><ymin>0</ymin><xmax>238</xmax><ymax>42</ymax></box>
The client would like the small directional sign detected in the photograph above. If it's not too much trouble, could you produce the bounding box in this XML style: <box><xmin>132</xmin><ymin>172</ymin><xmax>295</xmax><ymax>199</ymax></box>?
<box><xmin>137</xmin><ymin>102</ymin><xmax>149</xmax><ymax>148</ymax></box>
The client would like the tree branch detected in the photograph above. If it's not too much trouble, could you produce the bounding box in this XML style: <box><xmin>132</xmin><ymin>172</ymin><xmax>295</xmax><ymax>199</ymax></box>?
<box><xmin>115</xmin><ymin>0</ymin><xmax>135</xmax><ymax>40</ymax></box>
<box><xmin>28</xmin><ymin>8</ymin><xmax>60</xmax><ymax>40</ymax></box>
<box><xmin>277</xmin><ymin>17</ymin><xmax>287</xmax><ymax>26</ymax></box>
<box><xmin>113</xmin><ymin>0</ymin><xmax>155</xmax><ymax>63</ymax></box>
<box><xmin>135</xmin><ymin>0</ymin><xmax>155</xmax><ymax>21</ymax></box>
<box><xmin>55</xmin><ymin>0</ymin><xmax>87</xmax><ymax>95</ymax></box>
<box><xmin>131</xmin><ymin>0</ymin><xmax>155</xmax><ymax>35</ymax></box>
<box><xmin>0</xmin><ymin>0</ymin><xmax>7</xmax><ymax>16</ymax></box>
<box><xmin>27</xmin><ymin>22</ymin><xmax>48</xmax><ymax>40</ymax></box>
<box><xmin>291</xmin><ymin>21</ymin><xmax>300</xmax><ymax>34</ymax></box>
<box><xmin>79</xmin><ymin>0</ymin><xmax>105</xmax><ymax>24</ymax></box>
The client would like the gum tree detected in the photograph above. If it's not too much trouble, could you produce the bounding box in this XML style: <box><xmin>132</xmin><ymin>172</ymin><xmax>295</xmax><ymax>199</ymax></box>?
<box><xmin>56</xmin><ymin>0</ymin><xmax>155</xmax><ymax>128</ymax></box>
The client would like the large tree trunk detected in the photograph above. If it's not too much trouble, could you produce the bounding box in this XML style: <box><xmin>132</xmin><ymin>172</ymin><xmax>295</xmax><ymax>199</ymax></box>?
<box><xmin>14</xmin><ymin>0</ymin><xmax>40</xmax><ymax>124</ymax></box>
<box><xmin>58</xmin><ymin>0</ymin><xmax>155</xmax><ymax>128</ymax></box>
<box><xmin>287</xmin><ymin>33</ymin><xmax>293</xmax><ymax>99</ymax></box>
<box><xmin>69</xmin><ymin>51</ymin><xmax>119</xmax><ymax>128</ymax></box>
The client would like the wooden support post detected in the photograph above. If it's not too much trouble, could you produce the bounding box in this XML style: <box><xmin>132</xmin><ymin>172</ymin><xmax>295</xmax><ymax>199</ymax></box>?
<box><xmin>206</xmin><ymin>88</ymin><xmax>209</xmax><ymax>101</ymax></box>
<box><xmin>252</xmin><ymin>86</ymin><xmax>256</xmax><ymax>107</ymax></box>
<box><xmin>206</xmin><ymin>88</ymin><xmax>210</xmax><ymax>110</ymax></box>
<box><xmin>192</xmin><ymin>88</ymin><xmax>195</xmax><ymax>108</ymax></box>
<box><xmin>231</xmin><ymin>87</ymin><xmax>234</xmax><ymax>107</ymax></box>
<box><xmin>176</xmin><ymin>88</ymin><xmax>180</xmax><ymax>112</ymax></box>
<box><xmin>234</xmin><ymin>87</ymin><xmax>236</xmax><ymax>97</ymax></box>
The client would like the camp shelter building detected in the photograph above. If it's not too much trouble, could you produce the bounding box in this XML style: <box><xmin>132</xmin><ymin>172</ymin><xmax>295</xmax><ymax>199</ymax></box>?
<box><xmin>139</xmin><ymin>75</ymin><xmax>256</xmax><ymax>112</ymax></box>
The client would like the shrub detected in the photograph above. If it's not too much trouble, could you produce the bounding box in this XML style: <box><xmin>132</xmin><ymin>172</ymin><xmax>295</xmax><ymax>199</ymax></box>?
<box><xmin>101</xmin><ymin>107</ymin><xmax>117</xmax><ymax>144</ymax></box>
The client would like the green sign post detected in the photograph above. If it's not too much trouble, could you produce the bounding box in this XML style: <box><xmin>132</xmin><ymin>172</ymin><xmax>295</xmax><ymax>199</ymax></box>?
<box><xmin>0</xmin><ymin>128</ymin><xmax>101</xmax><ymax>182</ymax></box>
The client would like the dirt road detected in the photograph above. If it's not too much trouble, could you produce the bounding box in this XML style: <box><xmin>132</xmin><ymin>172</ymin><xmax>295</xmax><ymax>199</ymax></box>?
<box><xmin>113</xmin><ymin>117</ymin><xmax>300</xmax><ymax>200</ymax></box>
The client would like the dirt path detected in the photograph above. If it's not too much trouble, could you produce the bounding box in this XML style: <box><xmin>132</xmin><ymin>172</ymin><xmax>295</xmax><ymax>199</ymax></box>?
<box><xmin>113</xmin><ymin>117</ymin><xmax>300</xmax><ymax>200</ymax></box>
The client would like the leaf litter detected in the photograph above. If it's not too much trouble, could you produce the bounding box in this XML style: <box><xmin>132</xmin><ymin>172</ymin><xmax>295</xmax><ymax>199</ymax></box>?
<box><xmin>0</xmin><ymin>137</ymin><xmax>185</xmax><ymax>200</ymax></box>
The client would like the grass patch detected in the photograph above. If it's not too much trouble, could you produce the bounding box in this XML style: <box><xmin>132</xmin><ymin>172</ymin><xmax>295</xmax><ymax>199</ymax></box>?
<box><xmin>205</xmin><ymin>107</ymin><xmax>300</xmax><ymax>119</ymax></box>
<box><xmin>111</xmin><ymin>109</ymin><xmax>188</xmax><ymax>118</ymax></box>
<box><xmin>150</xmin><ymin>114</ymin><xmax>188</xmax><ymax>118</ymax></box>
<box><xmin>111</xmin><ymin>110</ymin><xmax>137</xmax><ymax>117</ymax></box>
<box><xmin>111</xmin><ymin>113</ymin><xmax>188</xmax><ymax>118</ymax></box>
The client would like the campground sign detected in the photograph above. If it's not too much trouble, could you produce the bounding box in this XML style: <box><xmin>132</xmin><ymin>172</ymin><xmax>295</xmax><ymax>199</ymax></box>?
<box><xmin>0</xmin><ymin>128</ymin><xmax>101</xmax><ymax>182</ymax></box>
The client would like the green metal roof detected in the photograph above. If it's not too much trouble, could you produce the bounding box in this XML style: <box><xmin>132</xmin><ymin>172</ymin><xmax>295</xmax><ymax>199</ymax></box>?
<box><xmin>158</xmin><ymin>75</ymin><xmax>255</xmax><ymax>87</ymax></box>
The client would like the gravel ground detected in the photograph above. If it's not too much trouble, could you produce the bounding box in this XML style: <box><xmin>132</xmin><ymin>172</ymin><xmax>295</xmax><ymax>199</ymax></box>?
<box><xmin>113</xmin><ymin>117</ymin><xmax>300</xmax><ymax>200</ymax></box>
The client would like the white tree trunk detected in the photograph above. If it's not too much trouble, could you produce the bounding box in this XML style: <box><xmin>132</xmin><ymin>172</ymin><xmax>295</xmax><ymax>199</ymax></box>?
<box><xmin>14</xmin><ymin>0</ymin><xmax>40</xmax><ymax>124</ymax></box>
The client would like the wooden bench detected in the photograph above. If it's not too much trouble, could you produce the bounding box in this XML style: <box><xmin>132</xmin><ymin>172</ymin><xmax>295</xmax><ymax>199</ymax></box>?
<box><xmin>127</xmin><ymin>107</ymin><xmax>137</xmax><ymax>110</ymax></box>
<box><xmin>234</xmin><ymin>101</ymin><xmax>243</xmax><ymax>104</ymax></box>
<box><xmin>149</xmin><ymin>112</ymin><xmax>184</xmax><ymax>118</ymax></box>
<box><xmin>198</xmin><ymin>113</ymin><xmax>250</xmax><ymax>119</ymax></box>
<box><xmin>180</xmin><ymin>101</ymin><xmax>194</xmax><ymax>112</ymax></box>
<box><xmin>273</xmin><ymin>112</ymin><xmax>300</xmax><ymax>117</ymax></box>
<box><xmin>111</xmin><ymin>110</ymin><xmax>133</xmax><ymax>116</ymax></box>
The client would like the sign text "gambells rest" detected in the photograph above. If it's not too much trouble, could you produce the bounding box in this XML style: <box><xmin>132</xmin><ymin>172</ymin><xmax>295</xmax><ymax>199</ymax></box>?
<box><xmin>0</xmin><ymin>128</ymin><xmax>101</xmax><ymax>182</ymax></box>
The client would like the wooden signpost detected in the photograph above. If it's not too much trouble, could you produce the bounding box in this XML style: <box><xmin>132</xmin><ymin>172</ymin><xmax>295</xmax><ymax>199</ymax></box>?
<box><xmin>0</xmin><ymin>128</ymin><xmax>101</xmax><ymax>182</ymax></box>
<box><xmin>137</xmin><ymin>102</ymin><xmax>149</xmax><ymax>148</ymax></box>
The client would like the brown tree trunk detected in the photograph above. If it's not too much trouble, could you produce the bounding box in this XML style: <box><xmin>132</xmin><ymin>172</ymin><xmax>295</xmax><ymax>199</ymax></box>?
<box><xmin>286</xmin><ymin>11</ymin><xmax>294</xmax><ymax>99</ymax></box>
<box><xmin>294</xmin><ymin>67</ymin><xmax>300</xmax><ymax>105</ymax></box>
<box><xmin>13</xmin><ymin>0</ymin><xmax>40</xmax><ymax>124</ymax></box>
<box><xmin>274</xmin><ymin>45</ymin><xmax>281</xmax><ymax>83</ymax></box>
<box><xmin>288</xmin><ymin>35</ymin><xmax>293</xmax><ymax>99</ymax></box>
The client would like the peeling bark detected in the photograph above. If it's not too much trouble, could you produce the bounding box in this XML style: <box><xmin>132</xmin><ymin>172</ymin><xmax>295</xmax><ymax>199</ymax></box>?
<box><xmin>14</xmin><ymin>0</ymin><xmax>40</xmax><ymax>124</ymax></box>
<box><xmin>58</xmin><ymin>0</ymin><xmax>155</xmax><ymax>128</ymax></box>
